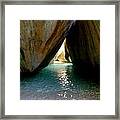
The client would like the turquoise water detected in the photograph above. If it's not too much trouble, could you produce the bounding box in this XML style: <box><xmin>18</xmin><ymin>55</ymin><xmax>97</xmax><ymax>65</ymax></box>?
<box><xmin>20</xmin><ymin>63</ymin><xmax>100</xmax><ymax>100</ymax></box>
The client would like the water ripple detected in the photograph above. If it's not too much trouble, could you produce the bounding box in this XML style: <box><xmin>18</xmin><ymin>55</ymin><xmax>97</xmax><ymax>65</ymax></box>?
<box><xmin>21</xmin><ymin>63</ymin><xmax>100</xmax><ymax>100</ymax></box>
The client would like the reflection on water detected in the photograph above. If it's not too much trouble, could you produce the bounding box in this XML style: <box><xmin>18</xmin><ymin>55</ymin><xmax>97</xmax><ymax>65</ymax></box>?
<box><xmin>20</xmin><ymin>63</ymin><xmax>100</xmax><ymax>100</ymax></box>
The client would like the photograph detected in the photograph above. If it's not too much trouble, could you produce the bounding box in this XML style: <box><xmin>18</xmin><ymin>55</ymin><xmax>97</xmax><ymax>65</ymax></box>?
<box><xmin>20</xmin><ymin>20</ymin><xmax>100</xmax><ymax>100</ymax></box>
<box><xmin>2</xmin><ymin>1</ymin><xmax>118</xmax><ymax>118</ymax></box>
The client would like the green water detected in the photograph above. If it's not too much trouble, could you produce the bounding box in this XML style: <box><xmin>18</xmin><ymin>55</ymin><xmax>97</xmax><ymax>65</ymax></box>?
<box><xmin>20</xmin><ymin>63</ymin><xmax>100</xmax><ymax>100</ymax></box>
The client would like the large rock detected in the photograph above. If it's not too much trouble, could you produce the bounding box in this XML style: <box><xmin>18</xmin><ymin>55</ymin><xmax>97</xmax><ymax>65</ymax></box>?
<box><xmin>20</xmin><ymin>20</ymin><xmax>73</xmax><ymax>73</ymax></box>
<box><xmin>66</xmin><ymin>20</ymin><xmax>100</xmax><ymax>78</ymax></box>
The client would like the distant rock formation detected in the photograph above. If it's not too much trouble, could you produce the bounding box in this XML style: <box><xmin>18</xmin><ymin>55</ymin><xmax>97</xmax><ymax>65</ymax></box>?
<box><xmin>66</xmin><ymin>20</ymin><xmax>100</xmax><ymax>77</ymax></box>
<box><xmin>20</xmin><ymin>20</ymin><xmax>73</xmax><ymax>73</ymax></box>
<box><xmin>50</xmin><ymin>39</ymin><xmax>71</xmax><ymax>64</ymax></box>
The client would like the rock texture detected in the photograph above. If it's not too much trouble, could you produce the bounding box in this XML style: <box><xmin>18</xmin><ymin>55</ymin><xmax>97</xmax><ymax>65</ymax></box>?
<box><xmin>64</xmin><ymin>39</ymin><xmax>71</xmax><ymax>62</ymax></box>
<box><xmin>20</xmin><ymin>20</ymin><xmax>100</xmax><ymax>78</ymax></box>
<box><xmin>20</xmin><ymin>20</ymin><xmax>73</xmax><ymax>73</ymax></box>
<box><xmin>66</xmin><ymin>20</ymin><xmax>100</xmax><ymax>77</ymax></box>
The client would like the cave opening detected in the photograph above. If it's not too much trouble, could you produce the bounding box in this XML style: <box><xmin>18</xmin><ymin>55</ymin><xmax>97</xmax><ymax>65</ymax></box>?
<box><xmin>50</xmin><ymin>38</ymin><xmax>71</xmax><ymax>64</ymax></box>
<box><xmin>20</xmin><ymin>20</ymin><xmax>100</xmax><ymax>100</ymax></box>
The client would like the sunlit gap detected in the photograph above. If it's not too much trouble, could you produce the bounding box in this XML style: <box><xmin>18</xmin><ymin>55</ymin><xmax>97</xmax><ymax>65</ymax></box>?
<box><xmin>49</xmin><ymin>39</ymin><xmax>73</xmax><ymax>99</ymax></box>
<box><xmin>50</xmin><ymin>38</ymin><xmax>72</xmax><ymax>64</ymax></box>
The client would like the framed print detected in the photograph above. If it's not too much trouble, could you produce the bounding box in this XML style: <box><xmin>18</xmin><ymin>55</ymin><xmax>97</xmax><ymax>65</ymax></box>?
<box><xmin>0</xmin><ymin>0</ymin><xmax>119</xmax><ymax>119</ymax></box>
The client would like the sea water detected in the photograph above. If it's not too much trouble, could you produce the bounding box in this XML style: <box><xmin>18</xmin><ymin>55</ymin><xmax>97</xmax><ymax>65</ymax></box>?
<box><xmin>20</xmin><ymin>63</ymin><xmax>100</xmax><ymax>100</ymax></box>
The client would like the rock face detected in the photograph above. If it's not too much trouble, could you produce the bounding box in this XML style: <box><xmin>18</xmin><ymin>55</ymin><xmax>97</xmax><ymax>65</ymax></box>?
<box><xmin>66</xmin><ymin>20</ymin><xmax>100</xmax><ymax>77</ymax></box>
<box><xmin>64</xmin><ymin>39</ymin><xmax>71</xmax><ymax>62</ymax></box>
<box><xmin>20</xmin><ymin>20</ymin><xmax>73</xmax><ymax>73</ymax></box>
<box><xmin>20</xmin><ymin>20</ymin><xmax>100</xmax><ymax>78</ymax></box>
